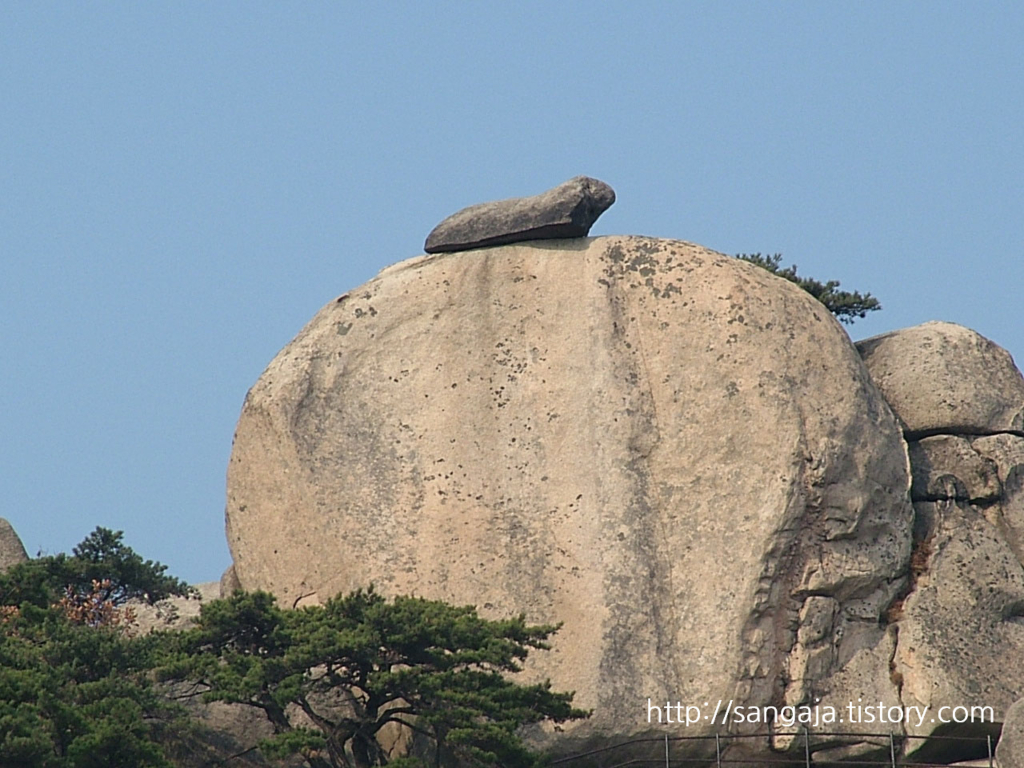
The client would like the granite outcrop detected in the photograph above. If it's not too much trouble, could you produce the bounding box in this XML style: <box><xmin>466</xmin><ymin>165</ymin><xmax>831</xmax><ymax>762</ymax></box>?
<box><xmin>856</xmin><ymin>323</ymin><xmax>1024</xmax><ymax>761</ymax></box>
<box><xmin>222</xmin><ymin>231</ymin><xmax>1024</xmax><ymax>764</ymax></box>
<box><xmin>0</xmin><ymin>517</ymin><xmax>29</xmax><ymax>572</ymax></box>
<box><xmin>226</xmin><ymin>235</ymin><xmax>923</xmax><ymax>761</ymax></box>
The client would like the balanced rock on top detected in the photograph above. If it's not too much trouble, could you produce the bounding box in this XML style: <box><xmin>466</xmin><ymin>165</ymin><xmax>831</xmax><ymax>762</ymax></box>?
<box><xmin>423</xmin><ymin>175</ymin><xmax>615</xmax><ymax>253</ymax></box>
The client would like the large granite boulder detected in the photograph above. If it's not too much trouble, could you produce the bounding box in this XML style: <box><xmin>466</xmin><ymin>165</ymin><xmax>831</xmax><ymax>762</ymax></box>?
<box><xmin>856</xmin><ymin>321</ymin><xmax>1024</xmax><ymax>437</ymax></box>
<box><xmin>226</xmin><ymin>236</ymin><xmax>914</xmax><ymax>759</ymax></box>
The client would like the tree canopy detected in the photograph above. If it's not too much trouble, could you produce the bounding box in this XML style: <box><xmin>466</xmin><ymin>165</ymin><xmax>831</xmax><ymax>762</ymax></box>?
<box><xmin>1</xmin><ymin>529</ymin><xmax>584</xmax><ymax>768</ymax></box>
<box><xmin>0</xmin><ymin>526</ymin><xmax>194</xmax><ymax>613</ymax></box>
<box><xmin>160</xmin><ymin>588</ymin><xmax>589</xmax><ymax>768</ymax></box>
<box><xmin>0</xmin><ymin>528</ymin><xmax>192</xmax><ymax>767</ymax></box>
<box><xmin>0</xmin><ymin>602</ymin><xmax>174</xmax><ymax>767</ymax></box>
<box><xmin>736</xmin><ymin>253</ymin><xmax>881</xmax><ymax>324</ymax></box>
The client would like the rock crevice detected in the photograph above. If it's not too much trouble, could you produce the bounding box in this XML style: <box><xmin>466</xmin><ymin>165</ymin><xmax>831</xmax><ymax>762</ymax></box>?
<box><xmin>858</xmin><ymin>322</ymin><xmax>1024</xmax><ymax>754</ymax></box>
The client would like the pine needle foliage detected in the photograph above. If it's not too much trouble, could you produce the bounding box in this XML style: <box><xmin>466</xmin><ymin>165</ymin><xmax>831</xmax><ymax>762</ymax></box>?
<box><xmin>0</xmin><ymin>529</ymin><xmax>191</xmax><ymax>767</ymax></box>
<box><xmin>0</xmin><ymin>527</ymin><xmax>194</xmax><ymax>611</ymax></box>
<box><xmin>736</xmin><ymin>253</ymin><xmax>881</xmax><ymax>324</ymax></box>
<box><xmin>0</xmin><ymin>605</ymin><xmax>173</xmax><ymax>767</ymax></box>
<box><xmin>159</xmin><ymin>588</ymin><xmax>589</xmax><ymax>768</ymax></box>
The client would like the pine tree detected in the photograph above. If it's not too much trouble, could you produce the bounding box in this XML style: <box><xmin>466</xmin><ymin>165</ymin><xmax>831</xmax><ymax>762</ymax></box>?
<box><xmin>0</xmin><ymin>528</ymin><xmax>192</xmax><ymax>767</ymax></box>
<box><xmin>159</xmin><ymin>588</ymin><xmax>589</xmax><ymax>768</ymax></box>
<box><xmin>736</xmin><ymin>253</ymin><xmax>880</xmax><ymax>324</ymax></box>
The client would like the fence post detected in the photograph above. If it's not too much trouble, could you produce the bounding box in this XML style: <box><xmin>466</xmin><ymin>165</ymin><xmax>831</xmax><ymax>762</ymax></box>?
<box><xmin>988</xmin><ymin>733</ymin><xmax>994</xmax><ymax>768</ymax></box>
<box><xmin>804</xmin><ymin>727</ymin><xmax>810</xmax><ymax>768</ymax></box>
<box><xmin>664</xmin><ymin>733</ymin><xmax>669</xmax><ymax>768</ymax></box>
<box><xmin>889</xmin><ymin>733</ymin><xmax>896</xmax><ymax>768</ymax></box>
<box><xmin>715</xmin><ymin>732</ymin><xmax>722</xmax><ymax>768</ymax></box>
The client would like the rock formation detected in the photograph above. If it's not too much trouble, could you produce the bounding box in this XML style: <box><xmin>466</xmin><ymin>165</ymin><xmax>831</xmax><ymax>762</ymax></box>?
<box><xmin>998</xmin><ymin>698</ymin><xmax>1024</xmax><ymax>767</ymax></box>
<box><xmin>856</xmin><ymin>323</ymin><xmax>1024</xmax><ymax>760</ymax></box>
<box><xmin>0</xmin><ymin>517</ymin><xmax>29</xmax><ymax>572</ymax></box>
<box><xmin>219</xmin><ymin>564</ymin><xmax>241</xmax><ymax>597</ymax></box>
<box><xmin>226</xmin><ymin>235</ymin><xmax>920</xmax><ymax>761</ymax></box>
<box><xmin>129</xmin><ymin>580</ymin><xmax>218</xmax><ymax>633</ymax></box>
<box><xmin>424</xmin><ymin>176</ymin><xmax>615</xmax><ymax>253</ymax></box>
<box><xmin>856</xmin><ymin>321</ymin><xmax>1024</xmax><ymax>437</ymax></box>
<box><xmin>224</xmin><ymin>235</ymin><xmax>1024</xmax><ymax>763</ymax></box>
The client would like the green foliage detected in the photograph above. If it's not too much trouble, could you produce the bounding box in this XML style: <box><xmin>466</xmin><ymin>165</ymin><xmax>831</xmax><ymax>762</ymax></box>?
<box><xmin>160</xmin><ymin>588</ymin><xmax>589</xmax><ymax>768</ymax></box>
<box><xmin>0</xmin><ymin>600</ymin><xmax>176</xmax><ymax>767</ymax></box>
<box><xmin>0</xmin><ymin>528</ymin><xmax>194</xmax><ymax>767</ymax></box>
<box><xmin>736</xmin><ymin>253</ymin><xmax>881</xmax><ymax>324</ymax></box>
<box><xmin>0</xmin><ymin>526</ymin><xmax>194</xmax><ymax>611</ymax></box>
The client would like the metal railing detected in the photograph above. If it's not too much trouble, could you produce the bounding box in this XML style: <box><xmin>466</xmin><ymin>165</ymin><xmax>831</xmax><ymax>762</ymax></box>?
<box><xmin>548</xmin><ymin>729</ymin><xmax>999</xmax><ymax>768</ymax></box>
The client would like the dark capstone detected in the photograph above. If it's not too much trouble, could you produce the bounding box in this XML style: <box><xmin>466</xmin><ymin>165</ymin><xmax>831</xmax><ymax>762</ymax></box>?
<box><xmin>424</xmin><ymin>176</ymin><xmax>616</xmax><ymax>254</ymax></box>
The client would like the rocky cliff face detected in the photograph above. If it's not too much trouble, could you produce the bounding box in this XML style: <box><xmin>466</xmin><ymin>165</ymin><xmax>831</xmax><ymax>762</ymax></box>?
<box><xmin>856</xmin><ymin>323</ymin><xmax>1024</xmax><ymax>761</ymax></box>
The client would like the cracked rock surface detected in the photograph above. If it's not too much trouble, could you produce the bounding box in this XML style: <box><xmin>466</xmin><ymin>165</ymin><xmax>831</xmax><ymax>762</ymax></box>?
<box><xmin>226</xmin><ymin>236</ymin><xmax>913</xmax><ymax>758</ymax></box>
<box><xmin>858</xmin><ymin>321</ymin><xmax>1024</xmax><ymax>758</ymax></box>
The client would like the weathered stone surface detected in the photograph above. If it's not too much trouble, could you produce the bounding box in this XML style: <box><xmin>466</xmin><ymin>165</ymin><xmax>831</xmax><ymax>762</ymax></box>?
<box><xmin>219</xmin><ymin>564</ymin><xmax>241</xmax><ymax>597</ymax></box>
<box><xmin>423</xmin><ymin>176</ymin><xmax>615</xmax><ymax>254</ymax></box>
<box><xmin>909</xmin><ymin>435</ymin><xmax>1001</xmax><ymax>503</ymax></box>
<box><xmin>0</xmin><ymin>518</ymin><xmax>28</xmax><ymax>572</ymax></box>
<box><xmin>856</xmin><ymin>321</ymin><xmax>1024</xmax><ymax>437</ymax></box>
<box><xmin>998</xmin><ymin>697</ymin><xmax>1024</xmax><ymax>768</ymax></box>
<box><xmin>226</xmin><ymin>235</ymin><xmax>913</xmax><ymax>756</ymax></box>
<box><xmin>888</xmin><ymin>330</ymin><xmax>1024</xmax><ymax>757</ymax></box>
<box><xmin>129</xmin><ymin>580</ymin><xmax>216</xmax><ymax>634</ymax></box>
<box><xmin>896</xmin><ymin>499</ymin><xmax>1024</xmax><ymax>750</ymax></box>
<box><xmin>788</xmin><ymin>627</ymin><xmax>901</xmax><ymax>762</ymax></box>
<box><xmin>165</xmin><ymin>694</ymin><xmax>290</xmax><ymax>768</ymax></box>
<box><xmin>973</xmin><ymin>434</ymin><xmax>1024</xmax><ymax>566</ymax></box>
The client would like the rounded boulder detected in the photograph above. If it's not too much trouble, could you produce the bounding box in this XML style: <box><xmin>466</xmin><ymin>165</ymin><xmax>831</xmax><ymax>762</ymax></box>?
<box><xmin>856</xmin><ymin>321</ymin><xmax>1024</xmax><ymax>437</ymax></box>
<box><xmin>225</xmin><ymin>236</ymin><xmax>912</xmax><ymax>753</ymax></box>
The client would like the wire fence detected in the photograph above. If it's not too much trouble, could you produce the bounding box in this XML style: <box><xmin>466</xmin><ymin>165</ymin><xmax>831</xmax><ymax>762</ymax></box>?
<box><xmin>548</xmin><ymin>729</ymin><xmax>1000</xmax><ymax>768</ymax></box>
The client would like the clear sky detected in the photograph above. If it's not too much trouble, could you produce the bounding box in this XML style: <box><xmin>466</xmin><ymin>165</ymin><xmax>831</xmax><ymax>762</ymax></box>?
<box><xmin>2</xmin><ymin>3</ymin><xmax>1022</xmax><ymax>585</ymax></box>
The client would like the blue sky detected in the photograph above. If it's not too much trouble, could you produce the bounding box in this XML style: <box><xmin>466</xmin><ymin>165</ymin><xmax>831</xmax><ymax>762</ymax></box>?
<box><xmin>2</xmin><ymin>3</ymin><xmax>1022</xmax><ymax>585</ymax></box>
